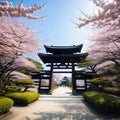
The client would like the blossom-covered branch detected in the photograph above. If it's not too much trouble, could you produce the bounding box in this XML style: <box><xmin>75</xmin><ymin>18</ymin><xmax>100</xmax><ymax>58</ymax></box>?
<box><xmin>0</xmin><ymin>0</ymin><xmax>45</xmax><ymax>19</ymax></box>
<box><xmin>77</xmin><ymin>0</ymin><xmax>120</xmax><ymax>69</ymax></box>
<box><xmin>0</xmin><ymin>17</ymin><xmax>42</xmax><ymax>87</ymax></box>
<box><xmin>77</xmin><ymin>0</ymin><xmax>120</xmax><ymax>30</ymax></box>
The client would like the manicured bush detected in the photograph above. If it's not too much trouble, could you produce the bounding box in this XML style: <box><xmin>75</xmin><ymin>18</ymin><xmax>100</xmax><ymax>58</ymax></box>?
<box><xmin>90</xmin><ymin>77</ymin><xmax>107</xmax><ymax>86</ymax></box>
<box><xmin>103</xmin><ymin>87</ymin><xmax>120</xmax><ymax>96</ymax></box>
<box><xmin>6</xmin><ymin>92</ymin><xmax>39</xmax><ymax>106</ymax></box>
<box><xmin>0</xmin><ymin>97</ymin><xmax>14</xmax><ymax>114</ymax></box>
<box><xmin>90</xmin><ymin>77</ymin><xmax>107</xmax><ymax>90</ymax></box>
<box><xmin>16</xmin><ymin>78</ymin><xmax>35</xmax><ymax>92</ymax></box>
<box><xmin>4</xmin><ymin>85</ymin><xmax>22</xmax><ymax>94</ymax></box>
<box><xmin>83</xmin><ymin>91</ymin><xmax>120</xmax><ymax>114</ymax></box>
<box><xmin>17</xmin><ymin>79</ymin><xmax>34</xmax><ymax>85</ymax></box>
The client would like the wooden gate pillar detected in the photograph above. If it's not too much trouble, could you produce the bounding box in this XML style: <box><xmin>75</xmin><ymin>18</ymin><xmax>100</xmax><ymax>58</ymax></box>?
<box><xmin>38</xmin><ymin>74</ymin><xmax>41</xmax><ymax>93</ymax></box>
<box><xmin>72</xmin><ymin>62</ymin><xmax>77</xmax><ymax>94</ymax></box>
<box><xmin>49</xmin><ymin>63</ymin><xmax>53</xmax><ymax>94</ymax></box>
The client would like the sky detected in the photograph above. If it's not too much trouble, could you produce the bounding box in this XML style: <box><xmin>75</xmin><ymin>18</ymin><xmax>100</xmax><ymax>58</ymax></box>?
<box><xmin>0</xmin><ymin>0</ymin><xmax>96</xmax><ymax>77</ymax></box>
<box><xmin>13</xmin><ymin>0</ymin><xmax>95</xmax><ymax>60</ymax></box>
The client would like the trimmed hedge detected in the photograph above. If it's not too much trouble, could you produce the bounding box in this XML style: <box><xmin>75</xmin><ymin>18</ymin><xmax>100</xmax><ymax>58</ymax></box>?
<box><xmin>0</xmin><ymin>97</ymin><xmax>14</xmax><ymax>114</ymax></box>
<box><xmin>6</xmin><ymin>92</ymin><xmax>39</xmax><ymax>106</ymax></box>
<box><xmin>4</xmin><ymin>85</ymin><xmax>22</xmax><ymax>94</ymax></box>
<box><xmin>16</xmin><ymin>78</ymin><xmax>35</xmax><ymax>92</ymax></box>
<box><xmin>103</xmin><ymin>87</ymin><xmax>120</xmax><ymax>96</ymax></box>
<box><xmin>90</xmin><ymin>77</ymin><xmax>107</xmax><ymax>86</ymax></box>
<box><xmin>16</xmin><ymin>79</ymin><xmax>34</xmax><ymax>85</ymax></box>
<box><xmin>83</xmin><ymin>91</ymin><xmax>120</xmax><ymax>114</ymax></box>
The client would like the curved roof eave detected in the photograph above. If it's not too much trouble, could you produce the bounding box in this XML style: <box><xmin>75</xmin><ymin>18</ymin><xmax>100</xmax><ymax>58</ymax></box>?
<box><xmin>44</xmin><ymin>44</ymin><xmax>83</xmax><ymax>54</ymax></box>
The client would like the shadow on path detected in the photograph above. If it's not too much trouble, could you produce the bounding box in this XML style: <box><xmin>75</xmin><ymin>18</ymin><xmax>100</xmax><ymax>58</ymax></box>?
<box><xmin>25</xmin><ymin>99</ymin><xmax>120</xmax><ymax>120</ymax></box>
<box><xmin>0</xmin><ymin>87</ymin><xmax>120</xmax><ymax>120</ymax></box>
<box><xmin>24</xmin><ymin>87</ymin><xmax>120</xmax><ymax>120</ymax></box>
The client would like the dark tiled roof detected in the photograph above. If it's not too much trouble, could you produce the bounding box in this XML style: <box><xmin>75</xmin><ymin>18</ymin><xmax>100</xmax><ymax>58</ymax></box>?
<box><xmin>38</xmin><ymin>53</ymin><xmax>88</xmax><ymax>64</ymax></box>
<box><xmin>44</xmin><ymin>44</ymin><xmax>83</xmax><ymax>54</ymax></box>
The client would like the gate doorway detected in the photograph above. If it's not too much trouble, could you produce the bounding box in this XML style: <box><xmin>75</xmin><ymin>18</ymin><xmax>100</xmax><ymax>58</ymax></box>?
<box><xmin>31</xmin><ymin>44</ymin><xmax>96</xmax><ymax>94</ymax></box>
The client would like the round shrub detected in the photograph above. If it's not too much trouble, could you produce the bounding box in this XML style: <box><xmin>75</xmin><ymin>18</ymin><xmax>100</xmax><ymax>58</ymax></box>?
<box><xmin>16</xmin><ymin>78</ymin><xmax>34</xmax><ymax>92</ymax></box>
<box><xmin>83</xmin><ymin>91</ymin><xmax>120</xmax><ymax>114</ymax></box>
<box><xmin>4</xmin><ymin>85</ymin><xmax>22</xmax><ymax>94</ymax></box>
<box><xmin>90</xmin><ymin>77</ymin><xmax>107</xmax><ymax>90</ymax></box>
<box><xmin>17</xmin><ymin>78</ymin><xmax>34</xmax><ymax>85</ymax></box>
<box><xmin>103</xmin><ymin>87</ymin><xmax>120</xmax><ymax>96</ymax></box>
<box><xmin>0</xmin><ymin>97</ymin><xmax>14</xmax><ymax>114</ymax></box>
<box><xmin>90</xmin><ymin>77</ymin><xmax>107</xmax><ymax>86</ymax></box>
<box><xmin>6</xmin><ymin>92</ymin><xmax>39</xmax><ymax>106</ymax></box>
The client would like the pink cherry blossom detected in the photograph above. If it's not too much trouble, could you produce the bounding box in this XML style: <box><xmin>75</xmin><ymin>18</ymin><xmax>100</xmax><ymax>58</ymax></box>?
<box><xmin>77</xmin><ymin>0</ymin><xmax>120</xmax><ymax>69</ymax></box>
<box><xmin>0</xmin><ymin>1</ymin><xmax>45</xmax><ymax>19</ymax></box>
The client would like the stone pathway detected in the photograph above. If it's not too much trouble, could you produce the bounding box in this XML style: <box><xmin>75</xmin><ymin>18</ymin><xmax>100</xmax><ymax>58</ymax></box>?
<box><xmin>0</xmin><ymin>87</ymin><xmax>120</xmax><ymax>120</ymax></box>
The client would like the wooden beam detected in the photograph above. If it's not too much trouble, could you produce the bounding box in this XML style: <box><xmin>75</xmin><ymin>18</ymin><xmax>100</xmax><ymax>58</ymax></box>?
<box><xmin>53</xmin><ymin>66</ymin><xmax>72</xmax><ymax>69</ymax></box>
<box><xmin>53</xmin><ymin>71</ymin><xmax>72</xmax><ymax>73</ymax></box>
<box><xmin>46</xmin><ymin>63</ymin><xmax>79</xmax><ymax>67</ymax></box>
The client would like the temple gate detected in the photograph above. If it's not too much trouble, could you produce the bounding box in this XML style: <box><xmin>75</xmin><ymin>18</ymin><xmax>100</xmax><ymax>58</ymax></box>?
<box><xmin>31</xmin><ymin>44</ymin><xmax>96</xmax><ymax>94</ymax></box>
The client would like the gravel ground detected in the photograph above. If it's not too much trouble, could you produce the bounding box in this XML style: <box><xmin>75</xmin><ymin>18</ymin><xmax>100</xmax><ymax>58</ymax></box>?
<box><xmin>0</xmin><ymin>87</ymin><xmax>120</xmax><ymax>120</ymax></box>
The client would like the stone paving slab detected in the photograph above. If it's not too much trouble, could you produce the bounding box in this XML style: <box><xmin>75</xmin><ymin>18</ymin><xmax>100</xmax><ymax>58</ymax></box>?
<box><xmin>0</xmin><ymin>87</ymin><xmax>120</xmax><ymax>120</ymax></box>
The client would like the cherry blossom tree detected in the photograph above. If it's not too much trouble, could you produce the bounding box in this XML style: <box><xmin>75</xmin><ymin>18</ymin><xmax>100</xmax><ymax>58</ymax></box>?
<box><xmin>0</xmin><ymin>17</ymin><xmax>41</xmax><ymax>88</ymax></box>
<box><xmin>77</xmin><ymin>0</ymin><xmax>120</xmax><ymax>69</ymax></box>
<box><xmin>0</xmin><ymin>0</ymin><xmax>45</xmax><ymax>19</ymax></box>
<box><xmin>0</xmin><ymin>0</ymin><xmax>45</xmax><ymax>91</ymax></box>
<box><xmin>88</xmin><ymin>31</ymin><xmax>120</xmax><ymax>68</ymax></box>
<box><xmin>76</xmin><ymin>0</ymin><xmax>120</xmax><ymax>88</ymax></box>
